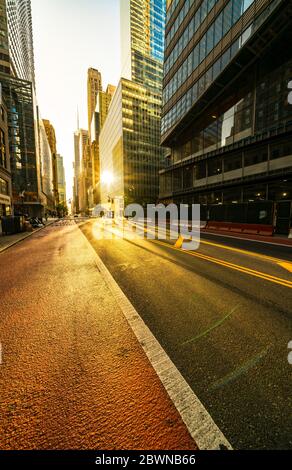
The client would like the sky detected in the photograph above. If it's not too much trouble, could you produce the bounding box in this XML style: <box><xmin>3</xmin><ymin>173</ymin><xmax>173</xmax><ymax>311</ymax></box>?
<box><xmin>31</xmin><ymin>0</ymin><xmax>121</xmax><ymax>200</ymax></box>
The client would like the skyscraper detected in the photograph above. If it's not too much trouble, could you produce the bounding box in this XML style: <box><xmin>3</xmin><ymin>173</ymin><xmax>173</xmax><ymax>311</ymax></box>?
<box><xmin>57</xmin><ymin>154</ymin><xmax>66</xmax><ymax>206</ymax></box>
<box><xmin>90</xmin><ymin>83</ymin><xmax>116</xmax><ymax>206</ymax></box>
<box><xmin>43</xmin><ymin>119</ymin><xmax>59</xmax><ymax>207</ymax></box>
<box><xmin>121</xmin><ymin>0</ymin><xmax>166</xmax><ymax>91</ymax></box>
<box><xmin>159</xmin><ymin>0</ymin><xmax>292</xmax><ymax>234</ymax></box>
<box><xmin>87</xmin><ymin>68</ymin><xmax>102</xmax><ymax>140</ymax></box>
<box><xmin>0</xmin><ymin>0</ymin><xmax>52</xmax><ymax>217</ymax></box>
<box><xmin>0</xmin><ymin>94</ymin><xmax>12</xmax><ymax>219</ymax></box>
<box><xmin>73</xmin><ymin>128</ymin><xmax>90</xmax><ymax>215</ymax></box>
<box><xmin>1</xmin><ymin>0</ymin><xmax>35</xmax><ymax>86</ymax></box>
<box><xmin>99</xmin><ymin>0</ymin><xmax>167</xmax><ymax>207</ymax></box>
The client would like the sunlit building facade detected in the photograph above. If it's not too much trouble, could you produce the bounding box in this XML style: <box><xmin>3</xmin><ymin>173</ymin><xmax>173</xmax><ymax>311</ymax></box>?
<box><xmin>43</xmin><ymin>119</ymin><xmax>59</xmax><ymax>207</ymax></box>
<box><xmin>121</xmin><ymin>0</ymin><xmax>166</xmax><ymax>91</ymax></box>
<box><xmin>38</xmin><ymin>117</ymin><xmax>55</xmax><ymax>212</ymax></box>
<box><xmin>100</xmin><ymin>78</ymin><xmax>164</xmax><ymax>206</ymax></box>
<box><xmin>0</xmin><ymin>0</ymin><xmax>35</xmax><ymax>85</ymax></box>
<box><xmin>87</xmin><ymin>68</ymin><xmax>102</xmax><ymax>141</ymax></box>
<box><xmin>73</xmin><ymin>129</ymin><xmax>91</xmax><ymax>215</ymax></box>
<box><xmin>99</xmin><ymin>0</ymin><xmax>167</xmax><ymax>207</ymax></box>
<box><xmin>57</xmin><ymin>154</ymin><xmax>66</xmax><ymax>206</ymax></box>
<box><xmin>90</xmin><ymin>84</ymin><xmax>116</xmax><ymax>206</ymax></box>
<box><xmin>160</xmin><ymin>0</ymin><xmax>292</xmax><ymax>234</ymax></box>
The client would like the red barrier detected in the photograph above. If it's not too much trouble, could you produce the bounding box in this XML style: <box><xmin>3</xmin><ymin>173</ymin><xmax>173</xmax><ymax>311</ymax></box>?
<box><xmin>206</xmin><ymin>221</ymin><xmax>274</xmax><ymax>236</ymax></box>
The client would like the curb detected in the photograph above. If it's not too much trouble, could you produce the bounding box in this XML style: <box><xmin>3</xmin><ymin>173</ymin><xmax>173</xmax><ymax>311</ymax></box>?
<box><xmin>0</xmin><ymin>220</ymin><xmax>56</xmax><ymax>254</ymax></box>
<box><xmin>79</xmin><ymin>226</ymin><xmax>233</xmax><ymax>451</ymax></box>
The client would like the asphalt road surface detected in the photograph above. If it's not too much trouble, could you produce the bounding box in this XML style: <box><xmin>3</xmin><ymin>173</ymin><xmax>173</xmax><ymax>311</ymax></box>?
<box><xmin>80</xmin><ymin>219</ymin><xmax>292</xmax><ymax>450</ymax></box>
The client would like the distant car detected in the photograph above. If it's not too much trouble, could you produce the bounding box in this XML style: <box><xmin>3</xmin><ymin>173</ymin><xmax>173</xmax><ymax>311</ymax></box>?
<box><xmin>74</xmin><ymin>214</ymin><xmax>79</xmax><ymax>218</ymax></box>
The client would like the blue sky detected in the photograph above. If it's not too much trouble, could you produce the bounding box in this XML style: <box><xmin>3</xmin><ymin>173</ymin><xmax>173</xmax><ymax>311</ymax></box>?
<box><xmin>31</xmin><ymin>0</ymin><xmax>121</xmax><ymax>198</ymax></box>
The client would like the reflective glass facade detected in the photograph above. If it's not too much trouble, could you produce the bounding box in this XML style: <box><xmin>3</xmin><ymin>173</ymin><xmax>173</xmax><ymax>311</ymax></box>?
<box><xmin>160</xmin><ymin>0</ymin><xmax>292</xmax><ymax>233</ymax></box>
<box><xmin>103</xmin><ymin>0</ymin><xmax>167</xmax><ymax>206</ymax></box>
<box><xmin>0</xmin><ymin>74</ymin><xmax>40</xmax><ymax>209</ymax></box>
<box><xmin>0</xmin><ymin>98</ymin><xmax>12</xmax><ymax>217</ymax></box>
<box><xmin>100</xmin><ymin>79</ymin><xmax>164</xmax><ymax>206</ymax></box>
<box><xmin>121</xmin><ymin>0</ymin><xmax>166</xmax><ymax>92</ymax></box>
<box><xmin>5</xmin><ymin>0</ymin><xmax>35</xmax><ymax>86</ymax></box>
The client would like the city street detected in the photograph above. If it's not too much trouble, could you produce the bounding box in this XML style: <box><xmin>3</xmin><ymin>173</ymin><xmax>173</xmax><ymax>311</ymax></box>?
<box><xmin>0</xmin><ymin>219</ymin><xmax>291</xmax><ymax>450</ymax></box>
<box><xmin>0</xmin><ymin>221</ymin><xmax>197</xmax><ymax>451</ymax></box>
<box><xmin>80</xmin><ymin>219</ymin><xmax>292</xmax><ymax>450</ymax></box>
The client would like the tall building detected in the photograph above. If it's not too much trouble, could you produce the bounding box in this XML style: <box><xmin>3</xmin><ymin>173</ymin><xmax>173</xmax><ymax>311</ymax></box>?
<box><xmin>99</xmin><ymin>0</ymin><xmax>167</xmax><ymax>207</ymax></box>
<box><xmin>100</xmin><ymin>78</ymin><xmax>165</xmax><ymax>206</ymax></box>
<box><xmin>0</xmin><ymin>94</ymin><xmax>12</xmax><ymax>220</ymax></box>
<box><xmin>57</xmin><ymin>154</ymin><xmax>66</xmax><ymax>205</ymax></box>
<box><xmin>87</xmin><ymin>68</ymin><xmax>102</xmax><ymax>139</ymax></box>
<box><xmin>38</xmin><ymin>117</ymin><xmax>55</xmax><ymax>212</ymax></box>
<box><xmin>90</xmin><ymin>83</ymin><xmax>116</xmax><ymax>205</ymax></box>
<box><xmin>73</xmin><ymin>130</ymin><xmax>81</xmax><ymax>214</ymax></box>
<box><xmin>121</xmin><ymin>0</ymin><xmax>166</xmax><ymax>91</ymax></box>
<box><xmin>160</xmin><ymin>0</ymin><xmax>292</xmax><ymax>234</ymax></box>
<box><xmin>0</xmin><ymin>74</ymin><xmax>42</xmax><ymax>217</ymax></box>
<box><xmin>73</xmin><ymin>128</ymin><xmax>90</xmax><ymax>215</ymax></box>
<box><xmin>1</xmin><ymin>0</ymin><xmax>35</xmax><ymax>86</ymax></box>
<box><xmin>43</xmin><ymin>119</ymin><xmax>59</xmax><ymax>207</ymax></box>
<box><xmin>0</xmin><ymin>0</ymin><xmax>52</xmax><ymax>217</ymax></box>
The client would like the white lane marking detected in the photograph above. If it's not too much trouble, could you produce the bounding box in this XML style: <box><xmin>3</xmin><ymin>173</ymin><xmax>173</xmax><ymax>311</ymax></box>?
<box><xmin>79</xmin><ymin>227</ymin><xmax>232</xmax><ymax>451</ymax></box>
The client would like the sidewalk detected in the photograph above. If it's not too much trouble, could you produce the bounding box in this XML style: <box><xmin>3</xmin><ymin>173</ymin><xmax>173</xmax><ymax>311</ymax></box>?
<box><xmin>0</xmin><ymin>218</ymin><xmax>56</xmax><ymax>253</ymax></box>
<box><xmin>0</xmin><ymin>222</ymin><xmax>198</xmax><ymax>450</ymax></box>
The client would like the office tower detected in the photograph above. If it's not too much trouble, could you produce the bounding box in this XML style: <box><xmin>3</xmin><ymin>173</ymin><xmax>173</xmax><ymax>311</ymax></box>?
<box><xmin>0</xmin><ymin>0</ymin><xmax>52</xmax><ymax>217</ymax></box>
<box><xmin>38</xmin><ymin>117</ymin><xmax>55</xmax><ymax>212</ymax></box>
<box><xmin>87</xmin><ymin>68</ymin><xmax>102</xmax><ymax>140</ymax></box>
<box><xmin>121</xmin><ymin>0</ymin><xmax>166</xmax><ymax>91</ymax></box>
<box><xmin>57</xmin><ymin>154</ymin><xmax>66</xmax><ymax>205</ymax></box>
<box><xmin>1</xmin><ymin>0</ymin><xmax>35</xmax><ymax>86</ymax></box>
<box><xmin>89</xmin><ymin>83</ymin><xmax>116</xmax><ymax>205</ymax></box>
<box><xmin>73</xmin><ymin>130</ymin><xmax>81</xmax><ymax>214</ymax></box>
<box><xmin>0</xmin><ymin>74</ymin><xmax>41</xmax><ymax>216</ymax></box>
<box><xmin>43</xmin><ymin>119</ymin><xmax>59</xmax><ymax>207</ymax></box>
<box><xmin>100</xmin><ymin>0</ymin><xmax>167</xmax><ymax>207</ymax></box>
<box><xmin>73</xmin><ymin>129</ymin><xmax>90</xmax><ymax>215</ymax></box>
<box><xmin>160</xmin><ymin>0</ymin><xmax>292</xmax><ymax>234</ymax></box>
<box><xmin>0</xmin><ymin>94</ymin><xmax>12</xmax><ymax>219</ymax></box>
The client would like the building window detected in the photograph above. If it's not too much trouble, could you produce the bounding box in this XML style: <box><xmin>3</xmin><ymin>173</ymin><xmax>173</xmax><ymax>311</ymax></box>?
<box><xmin>208</xmin><ymin>157</ymin><xmax>223</xmax><ymax>176</ymax></box>
<box><xmin>244</xmin><ymin>147</ymin><xmax>268</xmax><ymax>166</ymax></box>
<box><xmin>0</xmin><ymin>177</ymin><xmax>8</xmax><ymax>195</ymax></box>
<box><xmin>0</xmin><ymin>129</ymin><xmax>7</xmax><ymax>168</ymax></box>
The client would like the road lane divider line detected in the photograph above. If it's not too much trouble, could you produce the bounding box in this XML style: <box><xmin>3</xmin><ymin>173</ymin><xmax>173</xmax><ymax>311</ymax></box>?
<box><xmin>151</xmin><ymin>240</ymin><xmax>292</xmax><ymax>289</ymax></box>
<box><xmin>277</xmin><ymin>262</ymin><xmax>292</xmax><ymax>273</ymax></box>
<box><xmin>133</xmin><ymin>222</ymin><xmax>290</xmax><ymax>265</ymax></box>
<box><xmin>79</xmin><ymin>227</ymin><xmax>233</xmax><ymax>451</ymax></box>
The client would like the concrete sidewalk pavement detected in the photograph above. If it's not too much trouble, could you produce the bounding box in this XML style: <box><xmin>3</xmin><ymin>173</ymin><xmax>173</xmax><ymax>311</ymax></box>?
<box><xmin>0</xmin><ymin>222</ymin><xmax>199</xmax><ymax>450</ymax></box>
<box><xmin>0</xmin><ymin>218</ymin><xmax>56</xmax><ymax>253</ymax></box>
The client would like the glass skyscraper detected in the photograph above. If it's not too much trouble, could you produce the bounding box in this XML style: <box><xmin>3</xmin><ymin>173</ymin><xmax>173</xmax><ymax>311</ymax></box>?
<box><xmin>100</xmin><ymin>0</ymin><xmax>167</xmax><ymax>207</ymax></box>
<box><xmin>160</xmin><ymin>0</ymin><xmax>292</xmax><ymax>234</ymax></box>
<box><xmin>0</xmin><ymin>0</ymin><xmax>54</xmax><ymax>217</ymax></box>
<box><xmin>1</xmin><ymin>0</ymin><xmax>35</xmax><ymax>86</ymax></box>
